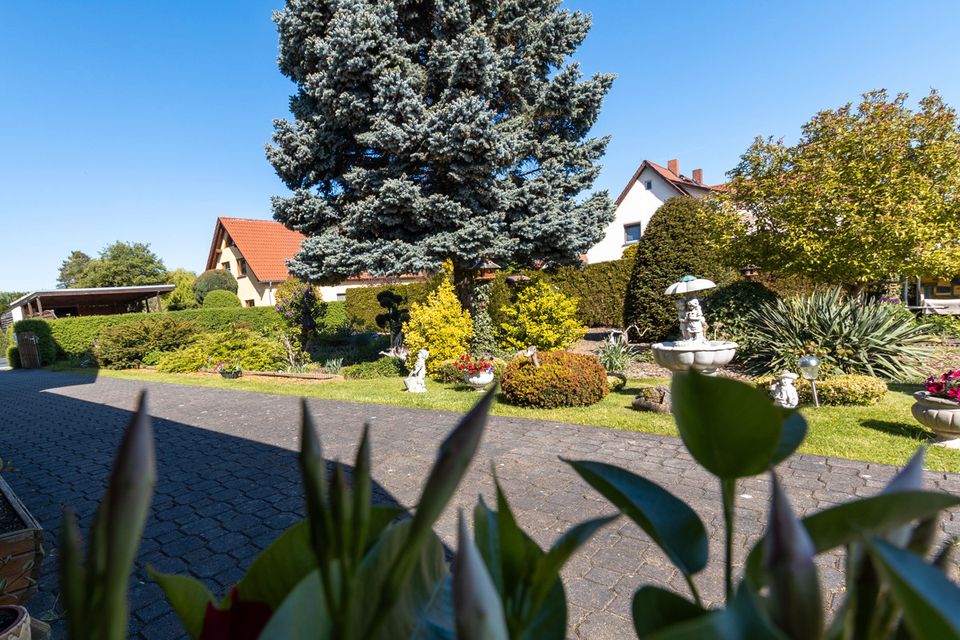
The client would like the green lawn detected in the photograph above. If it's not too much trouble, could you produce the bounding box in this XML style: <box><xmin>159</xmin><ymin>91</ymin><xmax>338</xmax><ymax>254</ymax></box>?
<box><xmin>47</xmin><ymin>366</ymin><xmax>960</xmax><ymax>473</ymax></box>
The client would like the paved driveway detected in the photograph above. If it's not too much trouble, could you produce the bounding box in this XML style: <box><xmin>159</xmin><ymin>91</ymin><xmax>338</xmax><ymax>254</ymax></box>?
<box><xmin>1</xmin><ymin>370</ymin><xmax>959</xmax><ymax>639</ymax></box>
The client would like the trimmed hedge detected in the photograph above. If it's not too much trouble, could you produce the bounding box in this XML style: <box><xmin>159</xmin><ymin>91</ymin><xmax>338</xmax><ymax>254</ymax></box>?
<box><xmin>755</xmin><ymin>373</ymin><xmax>887</xmax><ymax>406</ymax></box>
<box><xmin>156</xmin><ymin>328</ymin><xmax>287</xmax><ymax>373</ymax></box>
<box><xmin>10</xmin><ymin>319</ymin><xmax>57</xmax><ymax>366</ymax></box>
<box><xmin>341</xmin><ymin>356</ymin><xmax>406</xmax><ymax>379</ymax></box>
<box><xmin>96</xmin><ymin>317</ymin><xmax>202</xmax><ymax>369</ymax></box>
<box><xmin>544</xmin><ymin>245</ymin><xmax>638</xmax><ymax>327</ymax></box>
<box><xmin>500</xmin><ymin>351</ymin><xmax>608</xmax><ymax>408</ymax></box>
<box><xmin>344</xmin><ymin>276</ymin><xmax>443</xmax><ymax>332</ymax></box>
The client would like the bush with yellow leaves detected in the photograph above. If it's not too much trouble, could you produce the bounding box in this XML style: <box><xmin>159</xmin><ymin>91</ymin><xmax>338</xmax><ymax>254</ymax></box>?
<box><xmin>499</xmin><ymin>279</ymin><xmax>586</xmax><ymax>351</ymax></box>
<box><xmin>403</xmin><ymin>279</ymin><xmax>473</xmax><ymax>373</ymax></box>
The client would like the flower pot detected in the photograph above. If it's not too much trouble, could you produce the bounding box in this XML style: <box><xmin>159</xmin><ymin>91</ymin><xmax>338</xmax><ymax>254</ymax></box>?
<box><xmin>0</xmin><ymin>605</ymin><xmax>30</xmax><ymax>639</ymax></box>
<box><xmin>463</xmin><ymin>369</ymin><xmax>495</xmax><ymax>391</ymax></box>
<box><xmin>219</xmin><ymin>371</ymin><xmax>241</xmax><ymax>379</ymax></box>
<box><xmin>912</xmin><ymin>391</ymin><xmax>960</xmax><ymax>445</ymax></box>
<box><xmin>0</xmin><ymin>477</ymin><xmax>43</xmax><ymax>607</ymax></box>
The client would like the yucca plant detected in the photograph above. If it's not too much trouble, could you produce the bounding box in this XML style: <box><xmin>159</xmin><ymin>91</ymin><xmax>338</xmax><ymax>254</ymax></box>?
<box><xmin>594</xmin><ymin>332</ymin><xmax>638</xmax><ymax>372</ymax></box>
<box><xmin>743</xmin><ymin>287</ymin><xmax>931</xmax><ymax>380</ymax></box>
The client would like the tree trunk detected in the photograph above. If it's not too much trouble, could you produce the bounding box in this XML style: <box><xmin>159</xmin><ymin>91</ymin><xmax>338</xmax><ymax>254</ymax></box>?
<box><xmin>452</xmin><ymin>264</ymin><xmax>476</xmax><ymax>314</ymax></box>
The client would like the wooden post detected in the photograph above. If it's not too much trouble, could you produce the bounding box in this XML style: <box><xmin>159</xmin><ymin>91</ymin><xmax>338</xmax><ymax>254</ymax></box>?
<box><xmin>35</xmin><ymin>297</ymin><xmax>43</xmax><ymax>314</ymax></box>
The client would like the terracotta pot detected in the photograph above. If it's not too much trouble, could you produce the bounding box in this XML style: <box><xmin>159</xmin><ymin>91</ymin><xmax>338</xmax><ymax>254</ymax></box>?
<box><xmin>0</xmin><ymin>606</ymin><xmax>30</xmax><ymax>640</ymax></box>
<box><xmin>463</xmin><ymin>369</ymin><xmax>495</xmax><ymax>391</ymax></box>
<box><xmin>912</xmin><ymin>391</ymin><xmax>960</xmax><ymax>440</ymax></box>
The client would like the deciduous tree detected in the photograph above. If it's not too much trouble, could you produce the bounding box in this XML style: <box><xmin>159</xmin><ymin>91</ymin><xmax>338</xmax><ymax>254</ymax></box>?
<box><xmin>267</xmin><ymin>0</ymin><xmax>615</xmax><ymax>306</ymax></box>
<box><xmin>727</xmin><ymin>90</ymin><xmax>960</xmax><ymax>292</ymax></box>
<box><xmin>77</xmin><ymin>242</ymin><xmax>169</xmax><ymax>288</ymax></box>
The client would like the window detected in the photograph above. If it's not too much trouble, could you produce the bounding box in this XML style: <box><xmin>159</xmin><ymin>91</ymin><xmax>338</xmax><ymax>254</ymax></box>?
<box><xmin>221</xmin><ymin>261</ymin><xmax>231</xmax><ymax>272</ymax></box>
<box><xmin>336</xmin><ymin>293</ymin><xmax>347</xmax><ymax>302</ymax></box>
<box><xmin>643</xmin><ymin>180</ymin><xmax>653</xmax><ymax>190</ymax></box>
<box><xmin>245</xmin><ymin>300</ymin><xmax>255</xmax><ymax>307</ymax></box>
<box><xmin>237</xmin><ymin>258</ymin><xmax>248</xmax><ymax>278</ymax></box>
<box><xmin>624</xmin><ymin>223</ymin><xmax>643</xmax><ymax>244</ymax></box>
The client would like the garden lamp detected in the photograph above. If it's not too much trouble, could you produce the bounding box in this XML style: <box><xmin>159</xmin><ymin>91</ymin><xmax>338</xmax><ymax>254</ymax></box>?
<box><xmin>798</xmin><ymin>355</ymin><xmax>821</xmax><ymax>407</ymax></box>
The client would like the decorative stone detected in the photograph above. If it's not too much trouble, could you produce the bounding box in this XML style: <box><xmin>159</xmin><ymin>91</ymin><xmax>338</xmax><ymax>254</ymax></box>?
<box><xmin>769</xmin><ymin>371</ymin><xmax>800</xmax><ymax>409</ymax></box>
<box><xmin>632</xmin><ymin>385</ymin><xmax>672</xmax><ymax>413</ymax></box>
<box><xmin>403</xmin><ymin>349</ymin><xmax>429</xmax><ymax>393</ymax></box>
<box><xmin>912</xmin><ymin>391</ymin><xmax>960</xmax><ymax>446</ymax></box>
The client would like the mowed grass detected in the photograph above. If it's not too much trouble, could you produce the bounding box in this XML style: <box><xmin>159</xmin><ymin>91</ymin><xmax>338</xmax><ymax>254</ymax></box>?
<box><xmin>49</xmin><ymin>367</ymin><xmax>960</xmax><ymax>473</ymax></box>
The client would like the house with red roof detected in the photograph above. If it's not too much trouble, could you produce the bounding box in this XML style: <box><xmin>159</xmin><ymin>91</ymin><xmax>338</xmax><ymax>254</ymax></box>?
<box><xmin>586</xmin><ymin>159</ymin><xmax>725</xmax><ymax>263</ymax></box>
<box><xmin>205</xmin><ymin>217</ymin><xmax>420</xmax><ymax>306</ymax></box>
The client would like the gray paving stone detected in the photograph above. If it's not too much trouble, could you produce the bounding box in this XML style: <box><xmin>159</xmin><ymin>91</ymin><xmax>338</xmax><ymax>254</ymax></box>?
<box><xmin>1</xmin><ymin>369</ymin><xmax>959</xmax><ymax>639</ymax></box>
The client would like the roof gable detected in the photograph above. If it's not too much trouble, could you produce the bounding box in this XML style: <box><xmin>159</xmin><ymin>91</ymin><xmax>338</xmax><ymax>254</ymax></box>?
<box><xmin>614</xmin><ymin>160</ymin><xmax>724</xmax><ymax>206</ymax></box>
<box><xmin>206</xmin><ymin>217</ymin><xmax>305</xmax><ymax>282</ymax></box>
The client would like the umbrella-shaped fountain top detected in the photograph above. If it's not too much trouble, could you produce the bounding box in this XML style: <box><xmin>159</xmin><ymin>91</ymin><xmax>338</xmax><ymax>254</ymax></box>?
<box><xmin>651</xmin><ymin>275</ymin><xmax>737</xmax><ymax>375</ymax></box>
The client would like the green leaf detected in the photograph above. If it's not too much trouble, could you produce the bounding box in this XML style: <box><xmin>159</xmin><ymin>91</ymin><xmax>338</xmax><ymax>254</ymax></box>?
<box><xmin>257</xmin><ymin>571</ymin><xmax>332</xmax><ymax>640</ymax></box>
<box><xmin>671</xmin><ymin>370</ymin><xmax>783</xmax><ymax>479</ymax></box>
<box><xmin>59</xmin><ymin>509</ymin><xmax>87</xmax><ymax>640</ymax></box>
<box><xmin>645</xmin><ymin>583</ymin><xmax>785</xmax><ymax>640</ymax></box>
<box><xmin>746</xmin><ymin>491</ymin><xmax>960</xmax><ymax>586</ymax></box>
<box><xmin>356</xmin><ymin>519</ymin><xmax>452</xmax><ymax>640</ymax></box>
<box><xmin>473</xmin><ymin>497</ymin><xmax>504</xmax><ymax>596</ymax></box>
<box><xmin>867</xmin><ymin>538</ymin><xmax>960</xmax><ymax>638</ymax></box>
<box><xmin>365</xmin><ymin>504</ymin><xmax>406</xmax><ymax>553</ymax></box>
<box><xmin>148</xmin><ymin>570</ymin><xmax>214</xmax><ymax>640</ymax></box>
<box><xmin>769</xmin><ymin>411</ymin><xmax>807</xmax><ymax>467</ymax></box>
<box><xmin>352</xmin><ymin>424</ymin><xmax>372</xmax><ymax>565</ymax></box>
<box><xmin>233</xmin><ymin>519</ymin><xmax>315</xmax><ymax>610</ymax></box>
<box><xmin>762</xmin><ymin>474</ymin><xmax>822</xmax><ymax>640</ymax></box>
<box><xmin>453</xmin><ymin>511</ymin><xmax>510</xmax><ymax>640</ymax></box>
<box><xmin>631</xmin><ymin>586</ymin><xmax>707</xmax><ymax>638</ymax></box>
<box><xmin>523</xmin><ymin>579</ymin><xmax>566</xmax><ymax>640</ymax></box>
<box><xmin>565</xmin><ymin>459</ymin><xmax>708</xmax><ymax>576</ymax></box>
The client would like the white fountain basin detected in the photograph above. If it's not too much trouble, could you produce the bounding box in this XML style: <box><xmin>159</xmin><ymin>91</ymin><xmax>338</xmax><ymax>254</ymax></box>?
<box><xmin>651</xmin><ymin>340</ymin><xmax>738</xmax><ymax>375</ymax></box>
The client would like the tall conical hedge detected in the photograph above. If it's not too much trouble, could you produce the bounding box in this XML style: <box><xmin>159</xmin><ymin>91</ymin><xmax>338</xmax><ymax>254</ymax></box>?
<box><xmin>623</xmin><ymin>197</ymin><xmax>733</xmax><ymax>342</ymax></box>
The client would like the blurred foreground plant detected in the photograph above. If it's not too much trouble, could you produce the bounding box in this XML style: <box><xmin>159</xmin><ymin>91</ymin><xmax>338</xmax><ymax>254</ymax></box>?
<box><xmin>60</xmin><ymin>374</ymin><xmax>960</xmax><ymax>639</ymax></box>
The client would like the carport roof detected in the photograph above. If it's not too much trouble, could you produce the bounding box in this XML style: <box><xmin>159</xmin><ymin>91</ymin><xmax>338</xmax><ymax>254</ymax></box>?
<box><xmin>9</xmin><ymin>285</ymin><xmax>175</xmax><ymax>310</ymax></box>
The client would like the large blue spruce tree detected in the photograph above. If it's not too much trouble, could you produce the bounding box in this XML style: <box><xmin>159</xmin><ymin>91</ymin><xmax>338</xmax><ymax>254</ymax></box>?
<box><xmin>267</xmin><ymin>0</ymin><xmax>614</xmax><ymax>303</ymax></box>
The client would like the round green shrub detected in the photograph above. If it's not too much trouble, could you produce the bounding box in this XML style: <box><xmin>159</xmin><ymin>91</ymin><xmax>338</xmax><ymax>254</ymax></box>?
<box><xmin>10</xmin><ymin>319</ymin><xmax>57</xmax><ymax>366</ymax></box>
<box><xmin>203</xmin><ymin>290</ymin><xmax>242</xmax><ymax>308</ymax></box>
<box><xmin>500</xmin><ymin>351</ymin><xmax>608</xmax><ymax>408</ymax></box>
<box><xmin>193</xmin><ymin>269</ymin><xmax>238</xmax><ymax>304</ymax></box>
<box><xmin>341</xmin><ymin>356</ymin><xmax>406</xmax><ymax>379</ymax></box>
<box><xmin>623</xmin><ymin>197</ymin><xmax>735</xmax><ymax>342</ymax></box>
<box><xmin>754</xmin><ymin>373</ymin><xmax>887</xmax><ymax>406</ymax></box>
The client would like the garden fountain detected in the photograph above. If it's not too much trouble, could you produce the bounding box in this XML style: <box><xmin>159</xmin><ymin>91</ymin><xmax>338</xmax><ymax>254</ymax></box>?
<box><xmin>650</xmin><ymin>275</ymin><xmax>738</xmax><ymax>375</ymax></box>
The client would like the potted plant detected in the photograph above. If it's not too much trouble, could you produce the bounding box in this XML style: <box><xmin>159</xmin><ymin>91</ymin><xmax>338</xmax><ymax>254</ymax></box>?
<box><xmin>455</xmin><ymin>352</ymin><xmax>495</xmax><ymax>391</ymax></box>
<box><xmin>214</xmin><ymin>360</ymin><xmax>242</xmax><ymax>379</ymax></box>
<box><xmin>0</xmin><ymin>605</ymin><xmax>30</xmax><ymax>639</ymax></box>
<box><xmin>912</xmin><ymin>369</ymin><xmax>960</xmax><ymax>444</ymax></box>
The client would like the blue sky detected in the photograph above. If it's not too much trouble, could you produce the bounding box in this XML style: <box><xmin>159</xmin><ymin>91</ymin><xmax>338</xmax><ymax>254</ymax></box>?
<box><xmin>2</xmin><ymin>0</ymin><xmax>958</xmax><ymax>291</ymax></box>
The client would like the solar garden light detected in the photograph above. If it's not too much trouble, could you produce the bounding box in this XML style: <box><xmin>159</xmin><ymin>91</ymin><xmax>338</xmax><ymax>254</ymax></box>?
<box><xmin>798</xmin><ymin>355</ymin><xmax>821</xmax><ymax>407</ymax></box>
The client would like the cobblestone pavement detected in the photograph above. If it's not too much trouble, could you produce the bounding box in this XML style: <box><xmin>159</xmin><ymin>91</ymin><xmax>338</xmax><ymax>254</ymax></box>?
<box><xmin>2</xmin><ymin>370</ymin><xmax>959</xmax><ymax>639</ymax></box>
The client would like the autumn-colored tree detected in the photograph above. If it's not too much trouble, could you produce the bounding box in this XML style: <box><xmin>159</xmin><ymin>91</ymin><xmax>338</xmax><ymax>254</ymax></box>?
<box><xmin>726</xmin><ymin>90</ymin><xmax>960</xmax><ymax>293</ymax></box>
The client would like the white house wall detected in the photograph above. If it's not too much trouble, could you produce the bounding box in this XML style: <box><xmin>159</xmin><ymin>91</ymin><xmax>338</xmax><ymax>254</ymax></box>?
<box><xmin>586</xmin><ymin>166</ymin><xmax>678</xmax><ymax>263</ymax></box>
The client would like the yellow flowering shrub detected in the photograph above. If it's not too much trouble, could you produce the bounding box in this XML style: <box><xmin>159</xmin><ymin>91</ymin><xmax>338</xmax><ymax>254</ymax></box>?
<box><xmin>499</xmin><ymin>280</ymin><xmax>586</xmax><ymax>351</ymax></box>
<box><xmin>403</xmin><ymin>279</ymin><xmax>473</xmax><ymax>373</ymax></box>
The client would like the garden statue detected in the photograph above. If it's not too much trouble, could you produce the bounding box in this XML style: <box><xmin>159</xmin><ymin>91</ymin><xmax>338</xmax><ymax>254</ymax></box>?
<box><xmin>404</xmin><ymin>349</ymin><xmax>429</xmax><ymax>393</ymax></box>
<box><xmin>522</xmin><ymin>345</ymin><xmax>540</xmax><ymax>367</ymax></box>
<box><xmin>650</xmin><ymin>275</ymin><xmax>738</xmax><ymax>375</ymax></box>
<box><xmin>681</xmin><ymin>299</ymin><xmax>707</xmax><ymax>343</ymax></box>
<box><xmin>769</xmin><ymin>371</ymin><xmax>800</xmax><ymax>409</ymax></box>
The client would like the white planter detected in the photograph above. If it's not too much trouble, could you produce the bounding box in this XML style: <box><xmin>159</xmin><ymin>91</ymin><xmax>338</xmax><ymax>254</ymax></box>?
<box><xmin>912</xmin><ymin>391</ymin><xmax>960</xmax><ymax>446</ymax></box>
<box><xmin>464</xmin><ymin>369</ymin><xmax>495</xmax><ymax>391</ymax></box>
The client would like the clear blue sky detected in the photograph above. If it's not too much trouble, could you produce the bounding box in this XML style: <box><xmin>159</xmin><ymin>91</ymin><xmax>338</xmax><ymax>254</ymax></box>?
<box><xmin>2</xmin><ymin>0</ymin><xmax>958</xmax><ymax>291</ymax></box>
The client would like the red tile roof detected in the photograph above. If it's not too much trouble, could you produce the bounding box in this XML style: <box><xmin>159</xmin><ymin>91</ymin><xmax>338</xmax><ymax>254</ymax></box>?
<box><xmin>614</xmin><ymin>160</ymin><xmax>725</xmax><ymax>206</ymax></box>
<box><xmin>206</xmin><ymin>217</ymin><xmax>305</xmax><ymax>282</ymax></box>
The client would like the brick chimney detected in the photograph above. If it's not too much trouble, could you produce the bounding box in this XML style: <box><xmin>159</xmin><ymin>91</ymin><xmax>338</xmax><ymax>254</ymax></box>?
<box><xmin>667</xmin><ymin>159</ymin><xmax>679</xmax><ymax>176</ymax></box>
<box><xmin>693</xmin><ymin>168</ymin><xmax>703</xmax><ymax>183</ymax></box>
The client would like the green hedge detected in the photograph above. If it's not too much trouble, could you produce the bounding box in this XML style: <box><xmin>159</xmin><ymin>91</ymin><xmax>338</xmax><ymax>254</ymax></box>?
<box><xmin>10</xmin><ymin>319</ymin><xmax>57</xmax><ymax>366</ymax></box>
<box><xmin>344</xmin><ymin>277</ymin><xmax>442</xmax><ymax>332</ymax></box>
<box><xmin>544</xmin><ymin>246</ymin><xmax>637</xmax><ymax>327</ymax></box>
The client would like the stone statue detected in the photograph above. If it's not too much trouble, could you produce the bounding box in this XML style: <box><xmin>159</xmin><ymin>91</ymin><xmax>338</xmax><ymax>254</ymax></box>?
<box><xmin>404</xmin><ymin>349</ymin><xmax>429</xmax><ymax>393</ymax></box>
<box><xmin>769</xmin><ymin>371</ymin><xmax>800</xmax><ymax>409</ymax></box>
<box><xmin>522</xmin><ymin>345</ymin><xmax>540</xmax><ymax>367</ymax></box>
<box><xmin>681</xmin><ymin>299</ymin><xmax>707</xmax><ymax>343</ymax></box>
<box><xmin>676</xmin><ymin>299</ymin><xmax>689</xmax><ymax>340</ymax></box>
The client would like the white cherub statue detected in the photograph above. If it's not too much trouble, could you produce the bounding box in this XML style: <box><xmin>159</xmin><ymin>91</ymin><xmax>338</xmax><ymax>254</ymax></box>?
<box><xmin>404</xmin><ymin>349</ymin><xmax>429</xmax><ymax>393</ymax></box>
<box><xmin>682</xmin><ymin>298</ymin><xmax>707</xmax><ymax>343</ymax></box>
<box><xmin>769</xmin><ymin>371</ymin><xmax>800</xmax><ymax>409</ymax></box>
